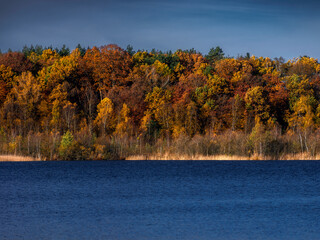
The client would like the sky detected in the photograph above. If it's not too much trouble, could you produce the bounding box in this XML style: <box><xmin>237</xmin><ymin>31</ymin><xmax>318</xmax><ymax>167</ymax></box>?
<box><xmin>1</xmin><ymin>0</ymin><xmax>320</xmax><ymax>59</ymax></box>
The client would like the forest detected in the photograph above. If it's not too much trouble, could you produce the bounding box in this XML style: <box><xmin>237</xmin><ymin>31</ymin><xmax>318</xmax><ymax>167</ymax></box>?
<box><xmin>0</xmin><ymin>44</ymin><xmax>320</xmax><ymax>160</ymax></box>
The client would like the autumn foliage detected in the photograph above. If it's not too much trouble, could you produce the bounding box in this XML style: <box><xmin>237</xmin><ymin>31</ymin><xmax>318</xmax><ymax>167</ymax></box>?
<box><xmin>0</xmin><ymin>44</ymin><xmax>320</xmax><ymax>159</ymax></box>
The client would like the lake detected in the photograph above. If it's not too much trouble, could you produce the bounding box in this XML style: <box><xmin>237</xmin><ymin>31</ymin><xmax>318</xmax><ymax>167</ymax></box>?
<box><xmin>1</xmin><ymin>160</ymin><xmax>320</xmax><ymax>240</ymax></box>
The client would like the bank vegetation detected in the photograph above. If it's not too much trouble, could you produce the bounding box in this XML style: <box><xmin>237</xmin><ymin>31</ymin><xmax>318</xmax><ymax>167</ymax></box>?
<box><xmin>0</xmin><ymin>45</ymin><xmax>320</xmax><ymax>160</ymax></box>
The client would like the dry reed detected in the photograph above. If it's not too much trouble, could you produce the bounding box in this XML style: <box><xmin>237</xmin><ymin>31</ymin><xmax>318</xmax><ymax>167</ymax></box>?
<box><xmin>126</xmin><ymin>153</ymin><xmax>320</xmax><ymax>160</ymax></box>
<box><xmin>0</xmin><ymin>155</ymin><xmax>39</xmax><ymax>162</ymax></box>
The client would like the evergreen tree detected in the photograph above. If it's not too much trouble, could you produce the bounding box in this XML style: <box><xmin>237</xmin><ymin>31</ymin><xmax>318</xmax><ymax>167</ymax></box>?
<box><xmin>206</xmin><ymin>46</ymin><xmax>225</xmax><ymax>63</ymax></box>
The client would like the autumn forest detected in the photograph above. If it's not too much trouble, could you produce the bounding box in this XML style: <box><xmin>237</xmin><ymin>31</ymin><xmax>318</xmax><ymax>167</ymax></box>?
<box><xmin>0</xmin><ymin>44</ymin><xmax>320</xmax><ymax>160</ymax></box>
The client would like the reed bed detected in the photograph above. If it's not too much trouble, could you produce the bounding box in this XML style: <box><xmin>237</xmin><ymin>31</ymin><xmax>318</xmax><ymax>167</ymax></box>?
<box><xmin>126</xmin><ymin>153</ymin><xmax>320</xmax><ymax>160</ymax></box>
<box><xmin>0</xmin><ymin>155</ymin><xmax>39</xmax><ymax>162</ymax></box>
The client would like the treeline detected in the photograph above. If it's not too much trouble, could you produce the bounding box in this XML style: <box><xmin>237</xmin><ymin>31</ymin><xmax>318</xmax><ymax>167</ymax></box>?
<box><xmin>0</xmin><ymin>44</ymin><xmax>320</xmax><ymax>160</ymax></box>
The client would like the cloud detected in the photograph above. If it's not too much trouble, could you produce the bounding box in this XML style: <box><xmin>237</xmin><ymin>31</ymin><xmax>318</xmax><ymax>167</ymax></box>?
<box><xmin>0</xmin><ymin>0</ymin><xmax>319</xmax><ymax>58</ymax></box>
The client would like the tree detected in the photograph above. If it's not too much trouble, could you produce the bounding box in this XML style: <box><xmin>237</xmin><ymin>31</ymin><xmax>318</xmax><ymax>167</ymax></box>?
<box><xmin>288</xmin><ymin>57</ymin><xmax>318</xmax><ymax>77</ymax></box>
<box><xmin>1</xmin><ymin>72</ymin><xmax>41</xmax><ymax>135</ymax></box>
<box><xmin>288</xmin><ymin>95</ymin><xmax>315</xmax><ymax>153</ymax></box>
<box><xmin>185</xmin><ymin>101</ymin><xmax>200</xmax><ymax>136</ymax></box>
<box><xmin>144</xmin><ymin>60</ymin><xmax>173</xmax><ymax>88</ymax></box>
<box><xmin>173</xmin><ymin>50</ymin><xmax>207</xmax><ymax>78</ymax></box>
<box><xmin>144</xmin><ymin>87</ymin><xmax>173</xmax><ymax>138</ymax></box>
<box><xmin>94</xmin><ymin>97</ymin><xmax>115</xmax><ymax>135</ymax></box>
<box><xmin>245</xmin><ymin>86</ymin><xmax>270</xmax><ymax>130</ymax></box>
<box><xmin>83</xmin><ymin>44</ymin><xmax>132</xmax><ymax>98</ymax></box>
<box><xmin>0</xmin><ymin>65</ymin><xmax>14</xmax><ymax>106</ymax></box>
<box><xmin>58</xmin><ymin>130</ymin><xmax>74</xmax><ymax>159</ymax></box>
<box><xmin>62</xmin><ymin>102</ymin><xmax>77</xmax><ymax>130</ymax></box>
<box><xmin>49</xmin><ymin>84</ymin><xmax>68</xmax><ymax>130</ymax></box>
<box><xmin>285</xmin><ymin>74</ymin><xmax>313</xmax><ymax>111</ymax></box>
<box><xmin>115</xmin><ymin>103</ymin><xmax>132</xmax><ymax>138</ymax></box>
<box><xmin>0</xmin><ymin>52</ymin><xmax>33</xmax><ymax>74</ymax></box>
<box><xmin>37</xmin><ymin>49</ymin><xmax>80</xmax><ymax>91</ymax></box>
<box><xmin>231</xmin><ymin>94</ymin><xmax>244</xmax><ymax>131</ymax></box>
<box><xmin>126</xmin><ymin>45</ymin><xmax>135</xmax><ymax>56</ymax></box>
<box><xmin>56</xmin><ymin>44</ymin><xmax>70</xmax><ymax>57</ymax></box>
<box><xmin>75</xmin><ymin>44</ymin><xmax>86</xmax><ymax>57</ymax></box>
<box><xmin>205</xmin><ymin>46</ymin><xmax>225</xmax><ymax>63</ymax></box>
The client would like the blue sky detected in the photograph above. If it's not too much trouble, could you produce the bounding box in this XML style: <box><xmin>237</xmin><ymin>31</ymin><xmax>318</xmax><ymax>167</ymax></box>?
<box><xmin>1</xmin><ymin>0</ymin><xmax>319</xmax><ymax>59</ymax></box>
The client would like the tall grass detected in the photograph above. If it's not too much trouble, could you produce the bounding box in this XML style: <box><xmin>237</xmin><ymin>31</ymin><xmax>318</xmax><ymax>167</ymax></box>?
<box><xmin>126</xmin><ymin>130</ymin><xmax>320</xmax><ymax>160</ymax></box>
<box><xmin>1</xmin><ymin>129</ymin><xmax>320</xmax><ymax>160</ymax></box>
<box><xmin>0</xmin><ymin>155</ymin><xmax>37</xmax><ymax>161</ymax></box>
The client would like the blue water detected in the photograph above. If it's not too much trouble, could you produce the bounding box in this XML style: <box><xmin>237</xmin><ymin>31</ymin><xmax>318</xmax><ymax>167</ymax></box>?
<box><xmin>1</xmin><ymin>161</ymin><xmax>320</xmax><ymax>240</ymax></box>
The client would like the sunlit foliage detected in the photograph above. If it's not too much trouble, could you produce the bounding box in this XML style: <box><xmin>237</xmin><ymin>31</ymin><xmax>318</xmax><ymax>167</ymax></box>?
<box><xmin>0</xmin><ymin>45</ymin><xmax>320</xmax><ymax>159</ymax></box>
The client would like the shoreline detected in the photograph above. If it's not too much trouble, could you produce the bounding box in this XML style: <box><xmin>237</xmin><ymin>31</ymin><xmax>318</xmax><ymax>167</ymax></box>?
<box><xmin>0</xmin><ymin>155</ymin><xmax>40</xmax><ymax>162</ymax></box>
<box><xmin>1</xmin><ymin>153</ymin><xmax>320</xmax><ymax>161</ymax></box>
<box><xmin>125</xmin><ymin>153</ymin><xmax>320</xmax><ymax>160</ymax></box>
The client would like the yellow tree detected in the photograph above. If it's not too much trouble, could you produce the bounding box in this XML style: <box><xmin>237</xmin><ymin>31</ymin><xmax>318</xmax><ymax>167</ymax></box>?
<box><xmin>245</xmin><ymin>86</ymin><xmax>271</xmax><ymax>131</ymax></box>
<box><xmin>28</xmin><ymin>49</ymin><xmax>60</xmax><ymax>68</ymax></box>
<box><xmin>173</xmin><ymin>50</ymin><xmax>206</xmax><ymax>77</ymax></box>
<box><xmin>143</xmin><ymin>87</ymin><xmax>173</xmax><ymax>138</ymax></box>
<box><xmin>115</xmin><ymin>104</ymin><xmax>131</xmax><ymax>137</ymax></box>
<box><xmin>49</xmin><ymin>83</ymin><xmax>72</xmax><ymax>131</ymax></box>
<box><xmin>288</xmin><ymin>95</ymin><xmax>315</xmax><ymax>153</ymax></box>
<box><xmin>114</xmin><ymin>103</ymin><xmax>133</xmax><ymax>142</ymax></box>
<box><xmin>37</xmin><ymin>49</ymin><xmax>80</xmax><ymax>91</ymax></box>
<box><xmin>128</xmin><ymin>60</ymin><xmax>173</xmax><ymax>91</ymax></box>
<box><xmin>285</xmin><ymin>74</ymin><xmax>313</xmax><ymax>110</ymax></box>
<box><xmin>132</xmin><ymin>51</ymin><xmax>154</xmax><ymax>65</ymax></box>
<box><xmin>147</xmin><ymin>60</ymin><xmax>173</xmax><ymax>88</ymax></box>
<box><xmin>0</xmin><ymin>65</ymin><xmax>14</xmax><ymax>106</ymax></box>
<box><xmin>288</xmin><ymin>56</ymin><xmax>319</xmax><ymax>77</ymax></box>
<box><xmin>249</xmin><ymin>56</ymin><xmax>278</xmax><ymax>75</ymax></box>
<box><xmin>94</xmin><ymin>97</ymin><xmax>115</xmax><ymax>135</ymax></box>
<box><xmin>193</xmin><ymin>73</ymin><xmax>231</xmax><ymax>132</ymax></box>
<box><xmin>173</xmin><ymin>51</ymin><xmax>208</xmax><ymax>89</ymax></box>
<box><xmin>13</xmin><ymin>72</ymin><xmax>41</xmax><ymax>119</ymax></box>
<box><xmin>215</xmin><ymin>58</ymin><xmax>241</xmax><ymax>82</ymax></box>
<box><xmin>248</xmin><ymin>116</ymin><xmax>265</xmax><ymax>156</ymax></box>
<box><xmin>2</xmin><ymin>72</ymin><xmax>41</xmax><ymax>135</ymax></box>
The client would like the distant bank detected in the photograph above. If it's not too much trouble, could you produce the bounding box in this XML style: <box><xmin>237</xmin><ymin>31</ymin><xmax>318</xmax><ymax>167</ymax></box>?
<box><xmin>1</xmin><ymin>154</ymin><xmax>320</xmax><ymax>161</ymax></box>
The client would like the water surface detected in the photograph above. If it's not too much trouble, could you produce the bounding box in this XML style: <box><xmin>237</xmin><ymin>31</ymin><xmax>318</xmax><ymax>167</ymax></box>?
<box><xmin>1</xmin><ymin>160</ymin><xmax>320</xmax><ymax>240</ymax></box>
